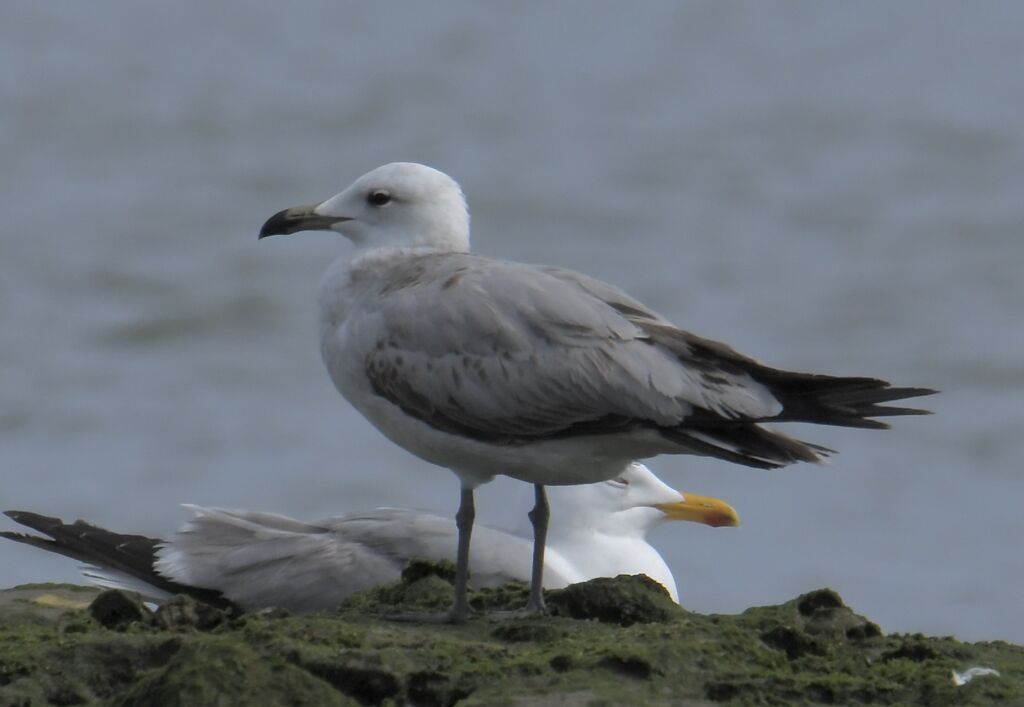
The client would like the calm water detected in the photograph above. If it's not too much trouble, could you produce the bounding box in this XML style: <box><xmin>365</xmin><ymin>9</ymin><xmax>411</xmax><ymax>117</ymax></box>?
<box><xmin>2</xmin><ymin>2</ymin><xmax>1022</xmax><ymax>642</ymax></box>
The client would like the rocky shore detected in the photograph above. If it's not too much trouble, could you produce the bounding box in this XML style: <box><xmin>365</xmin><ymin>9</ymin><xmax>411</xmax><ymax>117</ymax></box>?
<box><xmin>1</xmin><ymin>563</ymin><xmax>1020</xmax><ymax>706</ymax></box>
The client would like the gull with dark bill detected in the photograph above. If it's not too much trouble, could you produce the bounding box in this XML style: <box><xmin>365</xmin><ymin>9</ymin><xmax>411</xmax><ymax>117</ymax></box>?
<box><xmin>2</xmin><ymin>463</ymin><xmax>739</xmax><ymax>610</ymax></box>
<box><xmin>259</xmin><ymin>162</ymin><xmax>935</xmax><ymax>622</ymax></box>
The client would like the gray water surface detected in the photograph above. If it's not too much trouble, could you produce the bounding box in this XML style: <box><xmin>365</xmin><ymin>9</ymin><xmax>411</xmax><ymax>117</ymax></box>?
<box><xmin>2</xmin><ymin>2</ymin><xmax>1022</xmax><ymax>642</ymax></box>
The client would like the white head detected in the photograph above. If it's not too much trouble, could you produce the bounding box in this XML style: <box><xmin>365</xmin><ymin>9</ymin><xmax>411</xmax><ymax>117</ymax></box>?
<box><xmin>547</xmin><ymin>462</ymin><xmax>740</xmax><ymax>540</ymax></box>
<box><xmin>258</xmin><ymin>162</ymin><xmax>470</xmax><ymax>253</ymax></box>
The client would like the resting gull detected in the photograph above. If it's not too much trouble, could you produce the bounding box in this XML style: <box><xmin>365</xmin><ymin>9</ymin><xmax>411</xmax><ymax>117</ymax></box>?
<box><xmin>1</xmin><ymin>462</ymin><xmax>738</xmax><ymax>611</ymax></box>
<box><xmin>258</xmin><ymin>162</ymin><xmax>935</xmax><ymax>621</ymax></box>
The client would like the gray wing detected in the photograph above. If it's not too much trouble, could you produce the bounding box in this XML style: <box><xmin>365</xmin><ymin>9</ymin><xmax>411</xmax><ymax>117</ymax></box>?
<box><xmin>156</xmin><ymin>506</ymin><xmax>562</xmax><ymax>612</ymax></box>
<box><xmin>327</xmin><ymin>509</ymin><xmax>566</xmax><ymax>588</ymax></box>
<box><xmin>356</xmin><ymin>254</ymin><xmax>781</xmax><ymax>445</ymax></box>
<box><xmin>156</xmin><ymin>506</ymin><xmax>406</xmax><ymax>612</ymax></box>
<box><xmin>353</xmin><ymin>254</ymin><xmax>934</xmax><ymax>468</ymax></box>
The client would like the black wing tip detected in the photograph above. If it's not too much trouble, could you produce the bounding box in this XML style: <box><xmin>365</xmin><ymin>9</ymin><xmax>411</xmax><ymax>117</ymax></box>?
<box><xmin>4</xmin><ymin>509</ymin><xmax>59</xmax><ymax>531</ymax></box>
<box><xmin>879</xmin><ymin>404</ymin><xmax>935</xmax><ymax>416</ymax></box>
<box><xmin>664</xmin><ymin>424</ymin><xmax>834</xmax><ymax>470</ymax></box>
<box><xmin>773</xmin><ymin>377</ymin><xmax>938</xmax><ymax>428</ymax></box>
<box><xmin>2</xmin><ymin>510</ymin><xmax>54</xmax><ymax>543</ymax></box>
<box><xmin>855</xmin><ymin>387</ymin><xmax>938</xmax><ymax>423</ymax></box>
<box><xmin>6</xmin><ymin>508</ymin><xmax>56</xmax><ymax>519</ymax></box>
<box><xmin>884</xmin><ymin>386</ymin><xmax>939</xmax><ymax>400</ymax></box>
<box><xmin>821</xmin><ymin>383</ymin><xmax>939</xmax><ymax>404</ymax></box>
<box><xmin>0</xmin><ymin>530</ymin><xmax>32</xmax><ymax>542</ymax></box>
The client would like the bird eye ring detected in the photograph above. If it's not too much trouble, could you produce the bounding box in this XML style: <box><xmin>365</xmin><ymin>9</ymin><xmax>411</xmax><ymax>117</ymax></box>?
<box><xmin>367</xmin><ymin>190</ymin><xmax>392</xmax><ymax>206</ymax></box>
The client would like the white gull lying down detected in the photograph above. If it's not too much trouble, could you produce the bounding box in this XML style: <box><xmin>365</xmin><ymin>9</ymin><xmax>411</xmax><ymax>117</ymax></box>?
<box><xmin>2</xmin><ymin>463</ymin><xmax>739</xmax><ymax>611</ymax></box>
<box><xmin>257</xmin><ymin>162</ymin><xmax>934</xmax><ymax>620</ymax></box>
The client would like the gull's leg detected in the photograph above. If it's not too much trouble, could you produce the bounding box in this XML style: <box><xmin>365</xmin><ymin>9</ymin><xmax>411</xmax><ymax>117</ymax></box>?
<box><xmin>387</xmin><ymin>486</ymin><xmax>475</xmax><ymax>624</ymax></box>
<box><xmin>526</xmin><ymin>483</ymin><xmax>549</xmax><ymax>614</ymax></box>
<box><xmin>450</xmin><ymin>486</ymin><xmax>475</xmax><ymax>621</ymax></box>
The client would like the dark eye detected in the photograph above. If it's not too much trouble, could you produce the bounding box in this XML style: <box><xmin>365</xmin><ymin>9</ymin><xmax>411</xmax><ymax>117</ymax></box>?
<box><xmin>367</xmin><ymin>190</ymin><xmax>392</xmax><ymax>206</ymax></box>
<box><xmin>607</xmin><ymin>477</ymin><xmax>629</xmax><ymax>488</ymax></box>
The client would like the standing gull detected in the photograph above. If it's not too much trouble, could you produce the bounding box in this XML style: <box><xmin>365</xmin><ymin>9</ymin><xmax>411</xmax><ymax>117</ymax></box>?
<box><xmin>2</xmin><ymin>463</ymin><xmax>739</xmax><ymax>610</ymax></box>
<box><xmin>258</xmin><ymin>162</ymin><xmax>934</xmax><ymax>621</ymax></box>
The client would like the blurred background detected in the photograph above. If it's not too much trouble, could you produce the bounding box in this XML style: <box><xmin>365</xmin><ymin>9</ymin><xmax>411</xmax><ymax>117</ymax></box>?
<box><xmin>2</xmin><ymin>2</ymin><xmax>1021</xmax><ymax>642</ymax></box>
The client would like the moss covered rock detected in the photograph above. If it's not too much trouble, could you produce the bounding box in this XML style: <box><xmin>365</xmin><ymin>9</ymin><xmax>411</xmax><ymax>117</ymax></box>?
<box><xmin>0</xmin><ymin>574</ymin><xmax>1020</xmax><ymax>706</ymax></box>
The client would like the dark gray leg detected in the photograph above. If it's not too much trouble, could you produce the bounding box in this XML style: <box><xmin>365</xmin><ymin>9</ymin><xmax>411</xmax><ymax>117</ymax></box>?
<box><xmin>451</xmin><ymin>486</ymin><xmax>475</xmax><ymax>621</ymax></box>
<box><xmin>526</xmin><ymin>483</ymin><xmax>549</xmax><ymax>613</ymax></box>
<box><xmin>386</xmin><ymin>486</ymin><xmax>475</xmax><ymax>624</ymax></box>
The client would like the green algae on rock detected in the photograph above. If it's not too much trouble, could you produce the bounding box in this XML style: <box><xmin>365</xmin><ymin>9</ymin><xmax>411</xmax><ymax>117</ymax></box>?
<box><xmin>546</xmin><ymin>574</ymin><xmax>677</xmax><ymax>626</ymax></box>
<box><xmin>0</xmin><ymin>572</ymin><xmax>1021</xmax><ymax>706</ymax></box>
